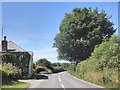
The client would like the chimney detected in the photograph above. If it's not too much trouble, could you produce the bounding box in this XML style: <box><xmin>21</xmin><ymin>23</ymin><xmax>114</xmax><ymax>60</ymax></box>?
<box><xmin>2</xmin><ymin>36</ymin><xmax>7</xmax><ymax>52</ymax></box>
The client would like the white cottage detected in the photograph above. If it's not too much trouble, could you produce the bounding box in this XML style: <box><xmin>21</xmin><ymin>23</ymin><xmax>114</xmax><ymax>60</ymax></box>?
<box><xmin>0</xmin><ymin>36</ymin><xmax>33</xmax><ymax>78</ymax></box>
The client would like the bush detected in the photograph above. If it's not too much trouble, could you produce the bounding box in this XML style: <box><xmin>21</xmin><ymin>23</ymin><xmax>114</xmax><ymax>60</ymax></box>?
<box><xmin>1</xmin><ymin>62</ymin><xmax>22</xmax><ymax>81</ymax></box>
<box><xmin>35</xmin><ymin>65</ymin><xmax>52</xmax><ymax>74</ymax></box>
<box><xmin>71</xmin><ymin>35</ymin><xmax>119</xmax><ymax>88</ymax></box>
<box><xmin>92</xmin><ymin>35</ymin><xmax>119</xmax><ymax>70</ymax></box>
<box><xmin>43</xmin><ymin>67</ymin><xmax>52</xmax><ymax>74</ymax></box>
<box><xmin>52</xmin><ymin>66</ymin><xmax>65</xmax><ymax>73</ymax></box>
<box><xmin>1</xmin><ymin>52</ymin><xmax>30</xmax><ymax>76</ymax></box>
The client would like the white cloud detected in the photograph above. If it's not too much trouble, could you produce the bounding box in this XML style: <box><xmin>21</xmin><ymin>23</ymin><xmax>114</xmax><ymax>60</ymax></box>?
<box><xmin>32</xmin><ymin>48</ymin><xmax>70</xmax><ymax>63</ymax></box>
<box><xmin>34</xmin><ymin>54</ymin><xmax>57</xmax><ymax>59</ymax></box>
<box><xmin>33</xmin><ymin>48</ymin><xmax>57</xmax><ymax>53</ymax></box>
<box><xmin>33</xmin><ymin>48</ymin><xmax>58</xmax><ymax>61</ymax></box>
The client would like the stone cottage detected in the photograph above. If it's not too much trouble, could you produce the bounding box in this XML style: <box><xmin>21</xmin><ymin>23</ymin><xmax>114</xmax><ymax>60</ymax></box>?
<box><xmin>0</xmin><ymin>36</ymin><xmax>33</xmax><ymax>78</ymax></box>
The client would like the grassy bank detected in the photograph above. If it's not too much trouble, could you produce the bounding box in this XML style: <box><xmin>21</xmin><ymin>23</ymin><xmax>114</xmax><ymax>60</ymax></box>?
<box><xmin>68</xmin><ymin>69</ymin><xmax>119</xmax><ymax>89</ymax></box>
<box><xmin>2</xmin><ymin>80</ymin><xmax>30</xmax><ymax>88</ymax></box>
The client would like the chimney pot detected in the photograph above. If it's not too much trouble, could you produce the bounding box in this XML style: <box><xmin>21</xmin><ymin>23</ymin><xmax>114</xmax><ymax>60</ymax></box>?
<box><xmin>4</xmin><ymin>36</ymin><xmax>7</xmax><ymax>41</ymax></box>
<box><xmin>2</xmin><ymin>36</ymin><xmax>7</xmax><ymax>51</ymax></box>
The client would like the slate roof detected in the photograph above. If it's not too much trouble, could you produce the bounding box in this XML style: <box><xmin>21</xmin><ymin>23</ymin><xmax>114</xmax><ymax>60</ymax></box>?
<box><xmin>7</xmin><ymin>41</ymin><xmax>26</xmax><ymax>52</ymax></box>
<box><xmin>0</xmin><ymin>41</ymin><xmax>33</xmax><ymax>56</ymax></box>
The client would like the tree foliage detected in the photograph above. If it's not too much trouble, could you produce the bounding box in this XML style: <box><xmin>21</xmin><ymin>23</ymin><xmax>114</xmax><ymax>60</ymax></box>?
<box><xmin>35</xmin><ymin>58</ymin><xmax>70</xmax><ymax>73</ymax></box>
<box><xmin>91</xmin><ymin>35</ymin><xmax>120</xmax><ymax>69</ymax></box>
<box><xmin>53</xmin><ymin>7</ymin><xmax>116</xmax><ymax>63</ymax></box>
<box><xmin>36</xmin><ymin>58</ymin><xmax>52</xmax><ymax>69</ymax></box>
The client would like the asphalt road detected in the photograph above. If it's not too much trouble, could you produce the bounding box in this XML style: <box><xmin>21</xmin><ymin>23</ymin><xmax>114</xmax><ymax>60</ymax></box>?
<box><xmin>29</xmin><ymin>71</ymin><xmax>107</xmax><ymax>89</ymax></box>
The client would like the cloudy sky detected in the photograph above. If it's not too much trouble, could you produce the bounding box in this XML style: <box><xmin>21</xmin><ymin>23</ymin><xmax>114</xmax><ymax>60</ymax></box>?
<box><xmin>2</xmin><ymin>2</ymin><xmax>118</xmax><ymax>62</ymax></box>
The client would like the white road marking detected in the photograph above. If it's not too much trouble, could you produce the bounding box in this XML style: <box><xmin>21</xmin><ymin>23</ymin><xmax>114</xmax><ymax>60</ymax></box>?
<box><xmin>61</xmin><ymin>83</ymin><xmax>65</xmax><ymax>88</ymax></box>
<box><xmin>58</xmin><ymin>73</ymin><xmax>65</xmax><ymax>90</ymax></box>
<box><xmin>59</xmin><ymin>77</ymin><xmax>61</xmax><ymax>82</ymax></box>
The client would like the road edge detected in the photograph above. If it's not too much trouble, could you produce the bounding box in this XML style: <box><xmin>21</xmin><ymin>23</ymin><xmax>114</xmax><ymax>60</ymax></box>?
<box><xmin>66</xmin><ymin>71</ymin><xmax>106</xmax><ymax>89</ymax></box>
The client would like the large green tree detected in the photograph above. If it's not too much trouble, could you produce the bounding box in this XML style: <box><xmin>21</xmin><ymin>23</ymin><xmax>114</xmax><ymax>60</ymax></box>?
<box><xmin>36</xmin><ymin>58</ymin><xmax>52</xmax><ymax>69</ymax></box>
<box><xmin>53</xmin><ymin>7</ymin><xmax>116</xmax><ymax>64</ymax></box>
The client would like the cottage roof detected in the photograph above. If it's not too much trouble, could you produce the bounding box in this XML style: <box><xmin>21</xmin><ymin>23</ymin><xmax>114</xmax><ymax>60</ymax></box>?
<box><xmin>7</xmin><ymin>41</ymin><xmax>26</xmax><ymax>52</ymax></box>
<box><xmin>0</xmin><ymin>41</ymin><xmax>33</xmax><ymax>55</ymax></box>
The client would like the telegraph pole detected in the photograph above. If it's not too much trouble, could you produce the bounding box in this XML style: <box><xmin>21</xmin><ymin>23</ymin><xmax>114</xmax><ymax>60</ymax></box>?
<box><xmin>1</xmin><ymin>27</ymin><xmax>4</xmax><ymax>45</ymax></box>
<box><xmin>1</xmin><ymin>27</ymin><xmax>3</xmax><ymax>40</ymax></box>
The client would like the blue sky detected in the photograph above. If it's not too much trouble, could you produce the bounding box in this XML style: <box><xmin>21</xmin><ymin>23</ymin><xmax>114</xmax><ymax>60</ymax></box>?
<box><xmin>2</xmin><ymin>2</ymin><xmax>118</xmax><ymax>63</ymax></box>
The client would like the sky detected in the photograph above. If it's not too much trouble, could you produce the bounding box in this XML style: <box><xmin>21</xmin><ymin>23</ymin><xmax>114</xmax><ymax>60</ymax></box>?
<box><xmin>1</xmin><ymin>0</ymin><xmax>120</xmax><ymax>2</ymax></box>
<box><xmin>2</xmin><ymin>2</ymin><xmax>118</xmax><ymax>63</ymax></box>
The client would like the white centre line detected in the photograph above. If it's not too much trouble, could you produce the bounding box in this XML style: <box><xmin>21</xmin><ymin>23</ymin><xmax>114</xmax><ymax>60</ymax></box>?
<box><xmin>59</xmin><ymin>77</ymin><xmax>61</xmax><ymax>82</ymax></box>
<box><xmin>58</xmin><ymin>73</ymin><xmax>65</xmax><ymax>90</ymax></box>
<box><xmin>61</xmin><ymin>83</ymin><xmax>65</xmax><ymax>88</ymax></box>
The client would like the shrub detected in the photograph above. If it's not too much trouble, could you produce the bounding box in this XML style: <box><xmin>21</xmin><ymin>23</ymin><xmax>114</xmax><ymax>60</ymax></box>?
<box><xmin>43</xmin><ymin>67</ymin><xmax>52</xmax><ymax>74</ymax></box>
<box><xmin>35</xmin><ymin>65</ymin><xmax>52</xmax><ymax>74</ymax></box>
<box><xmin>52</xmin><ymin>66</ymin><xmax>65</xmax><ymax>73</ymax></box>
<box><xmin>73</xmin><ymin>35</ymin><xmax>119</xmax><ymax>88</ymax></box>
<box><xmin>1</xmin><ymin>52</ymin><xmax>30</xmax><ymax>76</ymax></box>
<box><xmin>1</xmin><ymin>62</ymin><xmax>22</xmax><ymax>80</ymax></box>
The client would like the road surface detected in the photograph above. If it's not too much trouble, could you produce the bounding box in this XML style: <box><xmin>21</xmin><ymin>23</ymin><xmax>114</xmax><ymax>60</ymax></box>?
<box><xmin>28</xmin><ymin>71</ymin><xmax>106</xmax><ymax>89</ymax></box>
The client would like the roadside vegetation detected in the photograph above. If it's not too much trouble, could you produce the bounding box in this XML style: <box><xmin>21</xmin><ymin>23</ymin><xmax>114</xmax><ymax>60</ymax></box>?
<box><xmin>68</xmin><ymin>35</ymin><xmax>119</xmax><ymax>88</ymax></box>
<box><xmin>53</xmin><ymin>7</ymin><xmax>119</xmax><ymax>88</ymax></box>
<box><xmin>1</xmin><ymin>7</ymin><xmax>119</xmax><ymax>89</ymax></box>
<box><xmin>31</xmin><ymin>58</ymin><xmax>70</xmax><ymax>79</ymax></box>
<box><xmin>0</xmin><ymin>63</ymin><xmax>30</xmax><ymax>88</ymax></box>
<box><xmin>0</xmin><ymin>51</ymin><xmax>69</xmax><ymax>88</ymax></box>
<box><xmin>34</xmin><ymin>58</ymin><xmax>70</xmax><ymax>74</ymax></box>
<box><xmin>0</xmin><ymin>52</ymin><xmax>31</xmax><ymax>88</ymax></box>
<box><xmin>2</xmin><ymin>81</ymin><xmax>30</xmax><ymax>88</ymax></box>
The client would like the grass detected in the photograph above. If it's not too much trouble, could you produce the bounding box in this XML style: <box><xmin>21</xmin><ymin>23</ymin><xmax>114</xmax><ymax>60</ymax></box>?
<box><xmin>2</xmin><ymin>81</ymin><xmax>30</xmax><ymax>89</ymax></box>
<box><xmin>68</xmin><ymin>70</ymin><xmax>119</xmax><ymax>89</ymax></box>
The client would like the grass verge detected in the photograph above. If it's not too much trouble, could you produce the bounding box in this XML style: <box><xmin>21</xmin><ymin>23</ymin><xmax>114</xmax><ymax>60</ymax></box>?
<box><xmin>2</xmin><ymin>81</ymin><xmax>30</xmax><ymax>88</ymax></box>
<box><xmin>68</xmin><ymin>70</ymin><xmax>119</xmax><ymax>89</ymax></box>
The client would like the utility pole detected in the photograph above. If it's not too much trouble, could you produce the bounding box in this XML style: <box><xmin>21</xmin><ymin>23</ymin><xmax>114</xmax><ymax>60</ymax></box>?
<box><xmin>1</xmin><ymin>27</ymin><xmax>5</xmax><ymax>45</ymax></box>
<box><xmin>1</xmin><ymin>27</ymin><xmax>3</xmax><ymax>40</ymax></box>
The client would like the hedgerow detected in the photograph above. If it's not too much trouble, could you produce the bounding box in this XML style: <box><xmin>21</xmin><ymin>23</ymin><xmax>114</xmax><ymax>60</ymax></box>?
<box><xmin>72</xmin><ymin>35</ymin><xmax>119</xmax><ymax>88</ymax></box>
